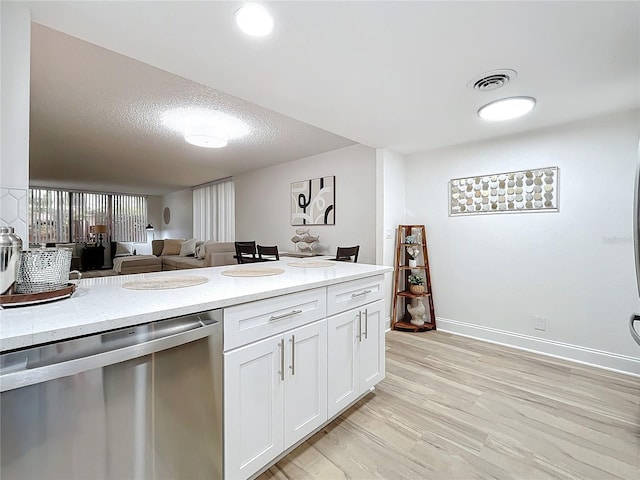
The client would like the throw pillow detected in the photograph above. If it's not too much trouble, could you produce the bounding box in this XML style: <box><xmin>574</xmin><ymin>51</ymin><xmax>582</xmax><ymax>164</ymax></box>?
<box><xmin>160</xmin><ymin>239</ymin><xmax>183</xmax><ymax>256</ymax></box>
<box><xmin>195</xmin><ymin>242</ymin><xmax>206</xmax><ymax>260</ymax></box>
<box><xmin>180</xmin><ymin>238</ymin><xmax>197</xmax><ymax>257</ymax></box>
<box><xmin>152</xmin><ymin>240</ymin><xmax>164</xmax><ymax>257</ymax></box>
<box><xmin>115</xmin><ymin>242</ymin><xmax>133</xmax><ymax>256</ymax></box>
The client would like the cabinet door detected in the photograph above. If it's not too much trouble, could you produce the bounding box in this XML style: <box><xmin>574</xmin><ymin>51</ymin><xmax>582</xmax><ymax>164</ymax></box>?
<box><xmin>358</xmin><ymin>299</ymin><xmax>385</xmax><ymax>393</ymax></box>
<box><xmin>283</xmin><ymin>320</ymin><xmax>328</xmax><ymax>448</ymax></box>
<box><xmin>327</xmin><ymin>310</ymin><xmax>358</xmax><ymax>418</ymax></box>
<box><xmin>224</xmin><ymin>335</ymin><xmax>284</xmax><ymax>480</ymax></box>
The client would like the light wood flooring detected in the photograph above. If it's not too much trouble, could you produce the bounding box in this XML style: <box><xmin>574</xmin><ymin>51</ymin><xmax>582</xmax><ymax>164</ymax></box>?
<box><xmin>259</xmin><ymin>331</ymin><xmax>640</xmax><ymax>480</ymax></box>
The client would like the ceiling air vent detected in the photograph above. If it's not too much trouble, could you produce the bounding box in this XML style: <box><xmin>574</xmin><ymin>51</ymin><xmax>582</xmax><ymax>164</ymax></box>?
<box><xmin>467</xmin><ymin>69</ymin><xmax>518</xmax><ymax>92</ymax></box>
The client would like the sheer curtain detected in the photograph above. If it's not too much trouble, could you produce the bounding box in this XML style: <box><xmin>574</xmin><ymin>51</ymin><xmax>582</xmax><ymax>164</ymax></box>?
<box><xmin>193</xmin><ymin>178</ymin><xmax>235</xmax><ymax>242</ymax></box>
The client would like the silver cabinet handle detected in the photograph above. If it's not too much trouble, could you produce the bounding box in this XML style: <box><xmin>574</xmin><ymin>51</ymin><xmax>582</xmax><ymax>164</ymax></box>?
<box><xmin>278</xmin><ymin>339</ymin><xmax>285</xmax><ymax>381</ymax></box>
<box><xmin>270</xmin><ymin>309</ymin><xmax>303</xmax><ymax>321</ymax></box>
<box><xmin>351</xmin><ymin>289</ymin><xmax>372</xmax><ymax>298</ymax></box>
<box><xmin>289</xmin><ymin>335</ymin><xmax>296</xmax><ymax>375</ymax></box>
<box><xmin>631</xmin><ymin>314</ymin><xmax>640</xmax><ymax>346</ymax></box>
<box><xmin>357</xmin><ymin>311</ymin><xmax>362</xmax><ymax>342</ymax></box>
<box><xmin>363</xmin><ymin>308</ymin><xmax>368</xmax><ymax>340</ymax></box>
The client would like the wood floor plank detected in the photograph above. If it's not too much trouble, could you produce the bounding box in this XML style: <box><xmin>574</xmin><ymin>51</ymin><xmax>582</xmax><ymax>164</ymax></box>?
<box><xmin>257</xmin><ymin>331</ymin><xmax>640</xmax><ymax>480</ymax></box>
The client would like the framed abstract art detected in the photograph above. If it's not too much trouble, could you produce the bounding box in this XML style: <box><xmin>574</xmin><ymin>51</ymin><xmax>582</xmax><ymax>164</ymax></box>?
<box><xmin>291</xmin><ymin>176</ymin><xmax>335</xmax><ymax>225</ymax></box>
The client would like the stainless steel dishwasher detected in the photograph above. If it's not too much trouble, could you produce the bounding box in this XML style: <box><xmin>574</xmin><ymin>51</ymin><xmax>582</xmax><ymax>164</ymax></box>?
<box><xmin>0</xmin><ymin>309</ymin><xmax>223</xmax><ymax>479</ymax></box>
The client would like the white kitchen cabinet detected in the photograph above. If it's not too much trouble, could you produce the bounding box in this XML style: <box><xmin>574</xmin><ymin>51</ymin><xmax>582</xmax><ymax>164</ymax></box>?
<box><xmin>224</xmin><ymin>334</ymin><xmax>284</xmax><ymax>480</ymax></box>
<box><xmin>224</xmin><ymin>319</ymin><xmax>327</xmax><ymax>480</ymax></box>
<box><xmin>326</xmin><ymin>275</ymin><xmax>384</xmax><ymax>316</ymax></box>
<box><xmin>284</xmin><ymin>320</ymin><xmax>327</xmax><ymax>447</ymax></box>
<box><xmin>224</xmin><ymin>288</ymin><xmax>326</xmax><ymax>351</ymax></box>
<box><xmin>327</xmin><ymin>299</ymin><xmax>385</xmax><ymax>418</ymax></box>
<box><xmin>223</xmin><ymin>273</ymin><xmax>387</xmax><ymax>480</ymax></box>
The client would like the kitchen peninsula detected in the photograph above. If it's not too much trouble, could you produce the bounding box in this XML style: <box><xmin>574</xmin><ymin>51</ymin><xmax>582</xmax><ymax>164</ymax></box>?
<box><xmin>0</xmin><ymin>260</ymin><xmax>391</xmax><ymax>480</ymax></box>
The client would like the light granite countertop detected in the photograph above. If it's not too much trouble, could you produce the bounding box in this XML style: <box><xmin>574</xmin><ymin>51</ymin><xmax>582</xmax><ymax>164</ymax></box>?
<box><xmin>0</xmin><ymin>260</ymin><xmax>391</xmax><ymax>352</ymax></box>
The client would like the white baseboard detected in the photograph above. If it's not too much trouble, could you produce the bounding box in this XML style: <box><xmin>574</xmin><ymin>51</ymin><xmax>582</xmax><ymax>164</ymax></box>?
<box><xmin>436</xmin><ymin>317</ymin><xmax>640</xmax><ymax>378</ymax></box>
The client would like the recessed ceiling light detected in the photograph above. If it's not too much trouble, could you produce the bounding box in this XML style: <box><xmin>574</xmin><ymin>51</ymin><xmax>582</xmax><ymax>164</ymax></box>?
<box><xmin>184</xmin><ymin>125</ymin><xmax>228</xmax><ymax>148</ymax></box>
<box><xmin>235</xmin><ymin>4</ymin><xmax>274</xmax><ymax>37</ymax></box>
<box><xmin>478</xmin><ymin>96</ymin><xmax>536</xmax><ymax>121</ymax></box>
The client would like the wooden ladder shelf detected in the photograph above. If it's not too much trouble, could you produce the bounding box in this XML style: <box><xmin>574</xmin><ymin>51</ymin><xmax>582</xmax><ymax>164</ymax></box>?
<box><xmin>391</xmin><ymin>225</ymin><xmax>436</xmax><ymax>332</ymax></box>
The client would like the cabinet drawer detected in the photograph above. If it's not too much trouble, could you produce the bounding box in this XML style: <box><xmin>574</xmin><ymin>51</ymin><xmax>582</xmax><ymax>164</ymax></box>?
<box><xmin>224</xmin><ymin>288</ymin><xmax>326</xmax><ymax>350</ymax></box>
<box><xmin>326</xmin><ymin>275</ymin><xmax>384</xmax><ymax>316</ymax></box>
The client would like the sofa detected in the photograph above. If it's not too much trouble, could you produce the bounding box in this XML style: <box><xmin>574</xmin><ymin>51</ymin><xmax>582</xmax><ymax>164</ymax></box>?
<box><xmin>153</xmin><ymin>239</ymin><xmax>236</xmax><ymax>270</ymax></box>
<box><xmin>112</xmin><ymin>239</ymin><xmax>236</xmax><ymax>275</ymax></box>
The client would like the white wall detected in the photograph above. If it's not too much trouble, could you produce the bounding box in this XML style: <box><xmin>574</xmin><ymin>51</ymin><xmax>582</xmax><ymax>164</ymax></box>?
<box><xmin>376</xmin><ymin>148</ymin><xmax>407</xmax><ymax>326</ymax></box>
<box><xmin>0</xmin><ymin>3</ymin><xmax>31</xmax><ymax>241</ymax></box>
<box><xmin>235</xmin><ymin>144</ymin><xmax>377</xmax><ymax>263</ymax></box>
<box><xmin>405</xmin><ymin>109</ymin><xmax>640</xmax><ymax>375</ymax></box>
<box><xmin>131</xmin><ymin>195</ymin><xmax>162</xmax><ymax>254</ymax></box>
<box><xmin>160</xmin><ymin>189</ymin><xmax>193</xmax><ymax>240</ymax></box>
<box><xmin>147</xmin><ymin>194</ymin><xmax>162</xmax><ymax>236</ymax></box>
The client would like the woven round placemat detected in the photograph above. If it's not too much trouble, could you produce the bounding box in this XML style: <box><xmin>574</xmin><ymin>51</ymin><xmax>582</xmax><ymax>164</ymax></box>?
<box><xmin>221</xmin><ymin>267</ymin><xmax>285</xmax><ymax>277</ymax></box>
<box><xmin>122</xmin><ymin>275</ymin><xmax>209</xmax><ymax>290</ymax></box>
<box><xmin>287</xmin><ymin>261</ymin><xmax>335</xmax><ymax>268</ymax></box>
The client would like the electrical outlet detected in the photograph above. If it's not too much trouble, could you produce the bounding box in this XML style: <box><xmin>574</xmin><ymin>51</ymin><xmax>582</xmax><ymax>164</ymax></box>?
<box><xmin>534</xmin><ymin>315</ymin><xmax>547</xmax><ymax>331</ymax></box>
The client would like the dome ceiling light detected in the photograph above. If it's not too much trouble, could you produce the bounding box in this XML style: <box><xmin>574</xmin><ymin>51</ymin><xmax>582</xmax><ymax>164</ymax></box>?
<box><xmin>478</xmin><ymin>96</ymin><xmax>537</xmax><ymax>121</ymax></box>
<box><xmin>161</xmin><ymin>108</ymin><xmax>251</xmax><ymax>149</ymax></box>
<box><xmin>235</xmin><ymin>4</ymin><xmax>274</xmax><ymax>37</ymax></box>
<box><xmin>184</xmin><ymin>125</ymin><xmax>228</xmax><ymax>148</ymax></box>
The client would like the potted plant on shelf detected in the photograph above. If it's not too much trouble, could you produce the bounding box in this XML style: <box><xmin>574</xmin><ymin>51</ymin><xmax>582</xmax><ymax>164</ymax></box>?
<box><xmin>407</xmin><ymin>274</ymin><xmax>425</xmax><ymax>294</ymax></box>
<box><xmin>406</xmin><ymin>245</ymin><xmax>420</xmax><ymax>267</ymax></box>
<box><xmin>405</xmin><ymin>235</ymin><xmax>420</xmax><ymax>267</ymax></box>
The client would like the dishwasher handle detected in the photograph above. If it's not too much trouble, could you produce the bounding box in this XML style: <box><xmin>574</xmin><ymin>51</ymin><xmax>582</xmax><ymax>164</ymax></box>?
<box><xmin>0</xmin><ymin>315</ymin><xmax>220</xmax><ymax>393</ymax></box>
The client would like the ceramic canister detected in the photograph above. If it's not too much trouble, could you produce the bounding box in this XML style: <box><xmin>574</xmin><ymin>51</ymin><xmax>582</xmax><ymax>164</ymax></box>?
<box><xmin>0</xmin><ymin>226</ymin><xmax>23</xmax><ymax>294</ymax></box>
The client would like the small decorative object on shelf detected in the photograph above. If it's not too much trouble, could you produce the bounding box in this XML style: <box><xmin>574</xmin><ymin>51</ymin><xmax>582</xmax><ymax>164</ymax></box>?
<box><xmin>406</xmin><ymin>244</ymin><xmax>420</xmax><ymax>267</ymax></box>
<box><xmin>406</xmin><ymin>298</ymin><xmax>426</xmax><ymax>326</ymax></box>
<box><xmin>391</xmin><ymin>225</ymin><xmax>436</xmax><ymax>332</ymax></box>
<box><xmin>407</xmin><ymin>274</ymin><xmax>425</xmax><ymax>294</ymax></box>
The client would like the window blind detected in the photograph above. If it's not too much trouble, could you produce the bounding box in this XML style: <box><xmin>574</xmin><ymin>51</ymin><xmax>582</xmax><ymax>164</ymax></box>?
<box><xmin>112</xmin><ymin>193</ymin><xmax>147</xmax><ymax>243</ymax></box>
<box><xmin>28</xmin><ymin>188</ymin><xmax>70</xmax><ymax>244</ymax></box>
<box><xmin>28</xmin><ymin>188</ymin><xmax>147</xmax><ymax>244</ymax></box>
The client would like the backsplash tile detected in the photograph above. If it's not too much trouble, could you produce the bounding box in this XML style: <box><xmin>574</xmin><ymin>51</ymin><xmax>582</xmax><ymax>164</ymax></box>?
<box><xmin>0</xmin><ymin>187</ymin><xmax>28</xmax><ymax>241</ymax></box>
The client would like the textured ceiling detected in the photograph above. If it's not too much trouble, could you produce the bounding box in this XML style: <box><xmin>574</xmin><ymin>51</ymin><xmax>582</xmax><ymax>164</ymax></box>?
<box><xmin>29</xmin><ymin>24</ymin><xmax>355</xmax><ymax>195</ymax></box>
<box><xmin>26</xmin><ymin>1</ymin><xmax>640</xmax><ymax>194</ymax></box>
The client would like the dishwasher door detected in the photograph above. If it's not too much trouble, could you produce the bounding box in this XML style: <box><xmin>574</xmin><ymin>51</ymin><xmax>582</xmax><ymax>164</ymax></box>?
<box><xmin>0</xmin><ymin>310</ymin><xmax>223</xmax><ymax>480</ymax></box>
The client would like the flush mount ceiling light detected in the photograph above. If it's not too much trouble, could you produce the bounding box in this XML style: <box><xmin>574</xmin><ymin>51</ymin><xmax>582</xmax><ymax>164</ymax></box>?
<box><xmin>184</xmin><ymin>124</ymin><xmax>228</xmax><ymax>148</ymax></box>
<box><xmin>478</xmin><ymin>96</ymin><xmax>536</xmax><ymax>121</ymax></box>
<box><xmin>162</xmin><ymin>108</ymin><xmax>251</xmax><ymax>147</ymax></box>
<box><xmin>235</xmin><ymin>3</ymin><xmax>274</xmax><ymax>37</ymax></box>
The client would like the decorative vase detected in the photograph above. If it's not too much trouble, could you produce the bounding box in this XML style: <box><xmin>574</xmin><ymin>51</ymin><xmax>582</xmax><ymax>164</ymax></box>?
<box><xmin>409</xmin><ymin>284</ymin><xmax>424</xmax><ymax>295</ymax></box>
<box><xmin>408</xmin><ymin>258</ymin><xmax>417</xmax><ymax>268</ymax></box>
<box><xmin>407</xmin><ymin>298</ymin><xmax>426</xmax><ymax>326</ymax></box>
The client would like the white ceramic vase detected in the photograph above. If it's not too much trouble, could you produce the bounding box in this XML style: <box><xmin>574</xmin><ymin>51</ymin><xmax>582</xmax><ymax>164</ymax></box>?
<box><xmin>407</xmin><ymin>298</ymin><xmax>425</xmax><ymax>326</ymax></box>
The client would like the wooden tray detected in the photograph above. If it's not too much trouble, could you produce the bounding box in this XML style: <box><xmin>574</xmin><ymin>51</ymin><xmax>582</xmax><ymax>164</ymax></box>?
<box><xmin>0</xmin><ymin>284</ymin><xmax>76</xmax><ymax>308</ymax></box>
